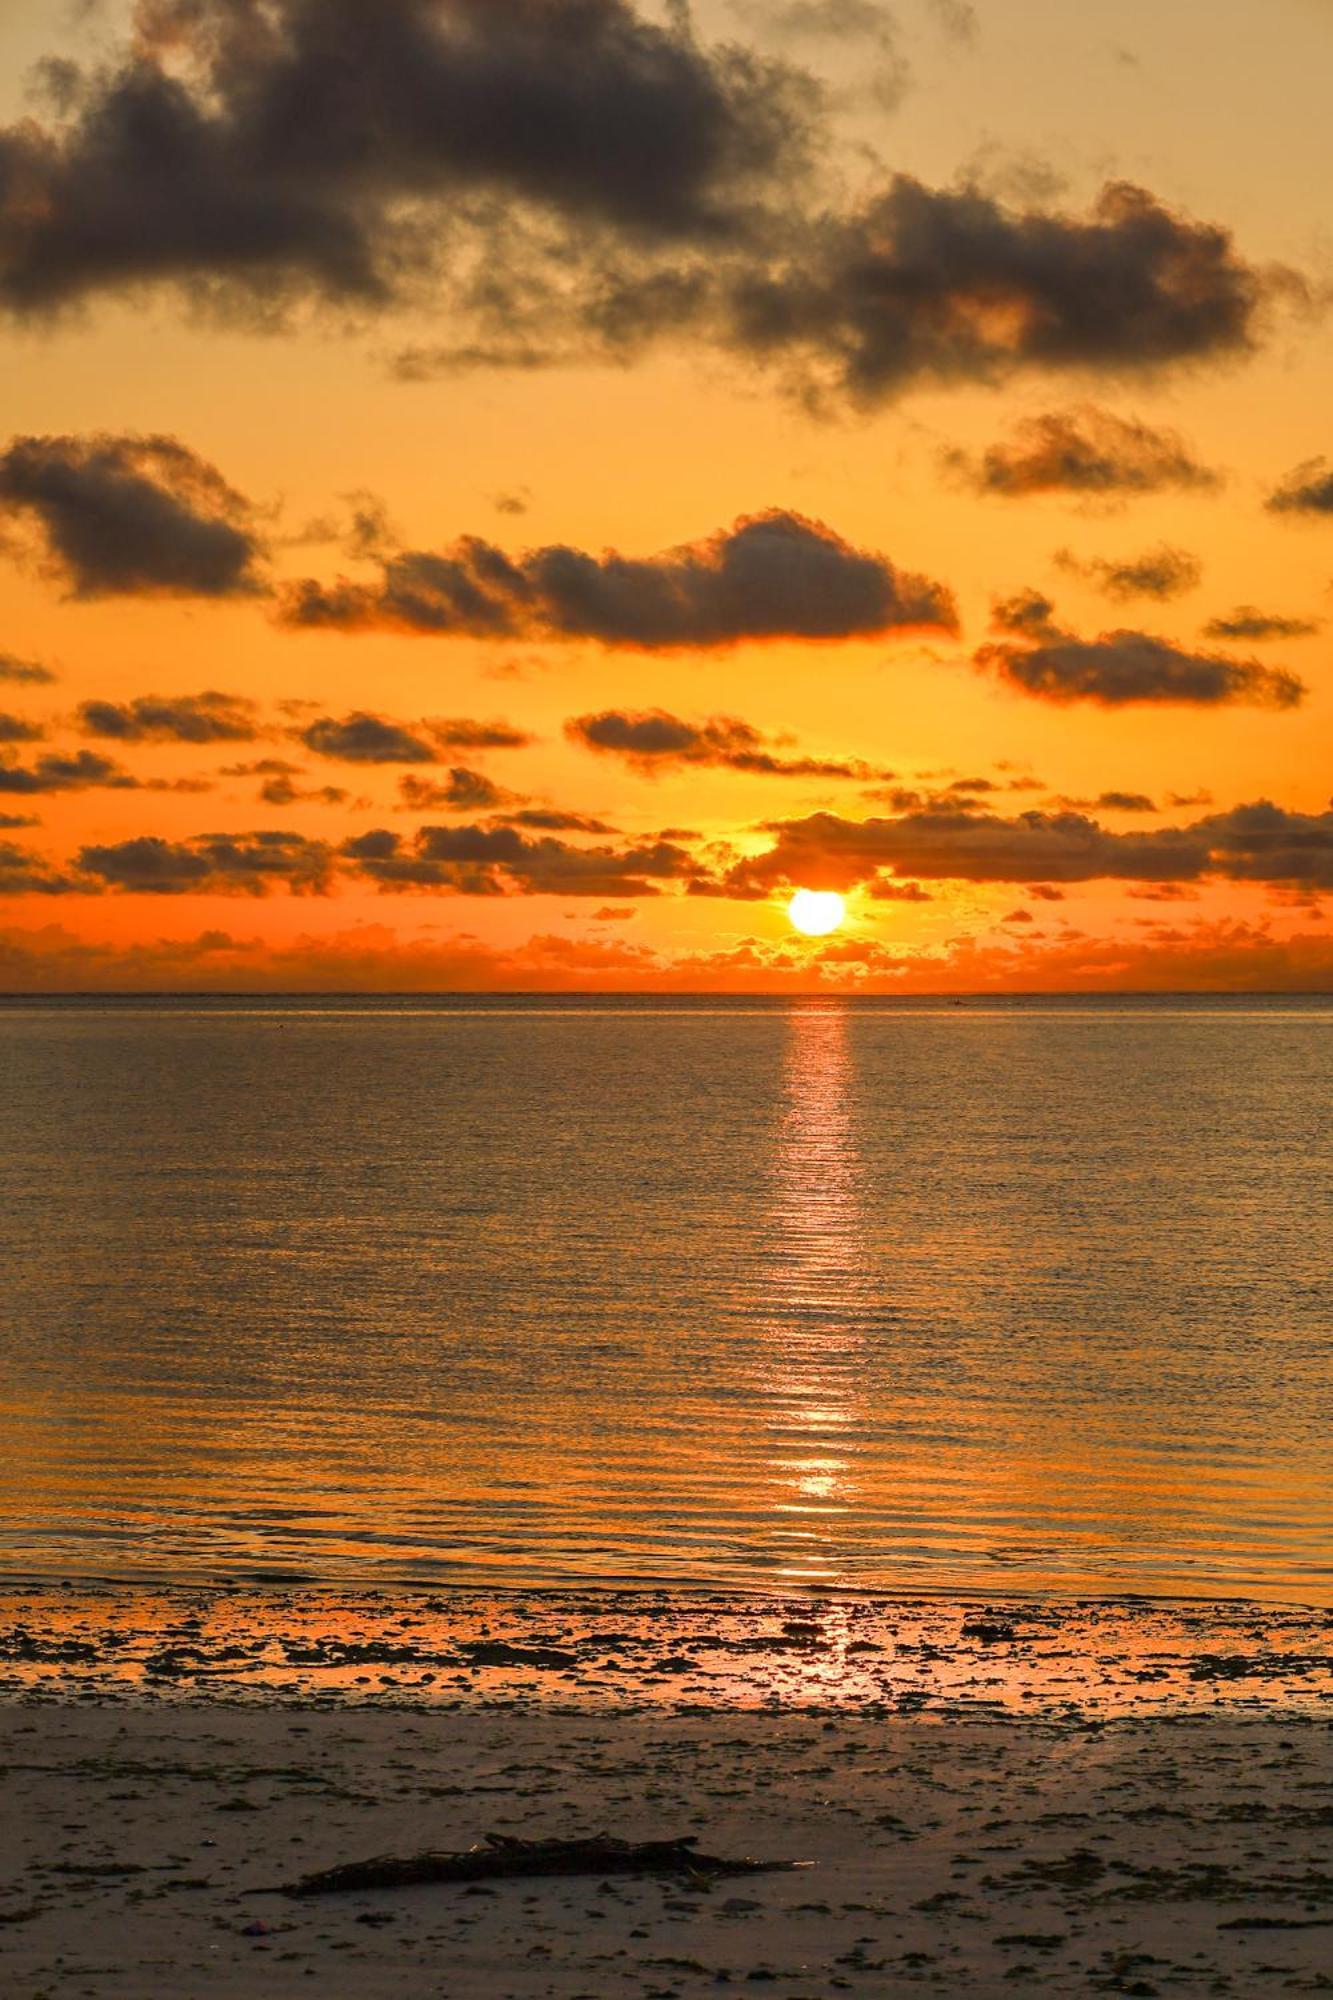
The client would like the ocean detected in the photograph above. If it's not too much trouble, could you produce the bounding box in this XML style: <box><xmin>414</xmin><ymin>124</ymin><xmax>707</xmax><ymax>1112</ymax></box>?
<box><xmin>2</xmin><ymin>995</ymin><xmax>1329</xmax><ymax>1602</ymax></box>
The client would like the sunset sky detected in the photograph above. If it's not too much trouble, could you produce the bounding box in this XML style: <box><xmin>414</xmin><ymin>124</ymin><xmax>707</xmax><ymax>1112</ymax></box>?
<box><xmin>2</xmin><ymin>0</ymin><xmax>1333</xmax><ymax>990</ymax></box>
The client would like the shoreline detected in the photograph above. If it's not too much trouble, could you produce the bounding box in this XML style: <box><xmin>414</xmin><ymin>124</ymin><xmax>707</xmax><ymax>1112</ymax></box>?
<box><xmin>5</xmin><ymin>1584</ymin><xmax>1331</xmax><ymax>1995</ymax></box>
<box><xmin>4</xmin><ymin>1579</ymin><xmax>1331</xmax><ymax>1718</ymax></box>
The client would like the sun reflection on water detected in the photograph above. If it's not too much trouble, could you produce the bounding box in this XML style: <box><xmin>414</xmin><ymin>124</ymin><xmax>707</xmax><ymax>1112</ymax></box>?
<box><xmin>761</xmin><ymin>1004</ymin><xmax>872</xmax><ymax>1584</ymax></box>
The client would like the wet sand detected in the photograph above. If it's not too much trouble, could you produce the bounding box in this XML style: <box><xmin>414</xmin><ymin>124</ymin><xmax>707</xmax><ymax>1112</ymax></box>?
<box><xmin>2</xmin><ymin>1586</ymin><xmax>1331</xmax><ymax>1997</ymax></box>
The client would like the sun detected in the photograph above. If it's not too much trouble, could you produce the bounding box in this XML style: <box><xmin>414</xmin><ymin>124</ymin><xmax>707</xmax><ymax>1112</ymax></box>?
<box><xmin>787</xmin><ymin>888</ymin><xmax>846</xmax><ymax>937</ymax></box>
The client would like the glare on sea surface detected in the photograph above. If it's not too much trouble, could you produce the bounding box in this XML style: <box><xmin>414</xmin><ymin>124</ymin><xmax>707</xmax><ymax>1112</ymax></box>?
<box><xmin>787</xmin><ymin>888</ymin><xmax>846</xmax><ymax>936</ymax></box>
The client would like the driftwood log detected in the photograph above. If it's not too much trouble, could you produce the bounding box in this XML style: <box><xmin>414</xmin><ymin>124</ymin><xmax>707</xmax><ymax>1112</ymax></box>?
<box><xmin>280</xmin><ymin>1831</ymin><xmax>806</xmax><ymax>1897</ymax></box>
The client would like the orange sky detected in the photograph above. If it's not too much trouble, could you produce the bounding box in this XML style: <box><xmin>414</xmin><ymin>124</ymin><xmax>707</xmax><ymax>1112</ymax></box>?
<box><xmin>2</xmin><ymin>0</ymin><xmax>1332</xmax><ymax>990</ymax></box>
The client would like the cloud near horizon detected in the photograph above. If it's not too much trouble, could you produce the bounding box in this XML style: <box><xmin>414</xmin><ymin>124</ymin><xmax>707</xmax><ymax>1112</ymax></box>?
<box><xmin>708</xmin><ymin>798</ymin><xmax>1333</xmax><ymax>896</ymax></box>
<box><xmin>4</xmin><ymin>911</ymin><xmax>1333</xmax><ymax>995</ymax></box>
<box><xmin>343</xmin><ymin>823</ymin><xmax>700</xmax><ymax>897</ymax></box>
<box><xmin>6</xmin><ymin>795</ymin><xmax>1333</xmax><ymax>909</ymax></box>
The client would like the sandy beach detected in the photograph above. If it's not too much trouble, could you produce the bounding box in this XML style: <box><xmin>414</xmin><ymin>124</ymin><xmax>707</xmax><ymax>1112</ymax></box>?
<box><xmin>3</xmin><ymin>1587</ymin><xmax>1331</xmax><ymax>1998</ymax></box>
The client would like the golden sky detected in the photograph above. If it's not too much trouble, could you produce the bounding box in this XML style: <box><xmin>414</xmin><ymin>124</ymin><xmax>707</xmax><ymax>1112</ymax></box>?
<box><xmin>2</xmin><ymin>0</ymin><xmax>1332</xmax><ymax>990</ymax></box>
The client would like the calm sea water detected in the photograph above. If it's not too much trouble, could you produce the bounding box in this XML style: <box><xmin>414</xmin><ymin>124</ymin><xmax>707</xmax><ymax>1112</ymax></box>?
<box><xmin>1</xmin><ymin>996</ymin><xmax>1330</xmax><ymax>1603</ymax></box>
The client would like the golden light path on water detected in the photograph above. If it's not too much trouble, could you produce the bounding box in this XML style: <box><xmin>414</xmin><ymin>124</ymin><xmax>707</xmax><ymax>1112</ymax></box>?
<box><xmin>762</xmin><ymin>1005</ymin><xmax>866</xmax><ymax>1586</ymax></box>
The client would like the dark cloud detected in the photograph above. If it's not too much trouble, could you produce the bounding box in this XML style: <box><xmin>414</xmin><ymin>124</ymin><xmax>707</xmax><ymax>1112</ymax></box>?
<box><xmin>0</xmin><ymin>840</ymin><xmax>79</xmax><ymax>896</ymax></box>
<box><xmin>0</xmin><ymin>713</ymin><xmax>44</xmax><ymax>744</ymax></box>
<box><xmin>300</xmin><ymin>713</ymin><xmax>438</xmax><ymax>764</ymax></box>
<box><xmin>0</xmin><ymin>0</ymin><xmax>814</xmax><ymax>318</ymax></box>
<box><xmin>1266</xmin><ymin>458</ymin><xmax>1333</xmax><ymax>517</ymax></box>
<box><xmin>1095</xmin><ymin>791</ymin><xmax>1157</xmax><ymax>813</ymax></box>
<box><xmin>258</xmin><ymin>775</ymin><xmax>350</xmax><ymax>807</ymax></box>
<box><xmin>0</xmin><ymin>7</ymin><xmax>1294</xmax><ymax>414</ymax></box>
<box><xmin>976</xmin><ymin>593</ymin><xmax>1304</xmax><ymax>707</ymax></box>
<box><xmin>566</xmin><ymin>706</ymin><xmax>892</xmax><ymax>777</ymax></box>
<box><xmin>280</xmin><ymin>510</ymin><xmax>957</xmax><ymax>646</ymax></box>
<box><xmin>78</xmin><ymin>689</ymin><xmax>261</xmax><ymax>743</ymax></box>
<box><xmin>0</xmin><ymin>748</ymin><xmax>139</xmax><ymax>794</ymax></box>
<box><xmin>398</xmin><ymin>769</ymin><xmax>507</xmax><ymax>812</ymax></box>
<box><xmin>1050</xmin><ymin>790</ymin><xmax>1157</xmax><ymax>814</ymax></box>
<box><xmin>0</xmin><ymin>812</ymin><xmax>39</xmax><ymax>829</ymax></box>
<box><xmin>217</xmin><ymin>756</ymin><xmax>350</xmax><ymax>805</ymax></box>
<box><xmin>868</xmin><ymin>876</ymin><xmax>932</xmax><ymax>901</ymax></box>
<box><xmin>299</xmin><ymin>712</ymin><xmax>532</xmax><ymax>763</ymax></box>
<box><xmin>710</xmin><ymin>797</ymin><xmax>1333</xmax><ymax>896</ymax></box>
<box><xmin>1193</xmin><ymin>801</ymin><xmax>1333</xmax><ymax>890</ymax></box>
<box><xmin>0</xmin><ymin>654</ymin><xmax>58</xmax><ymax>686</ymax></box>
<box><xmin>430</xmin><ymin>717</ymin><xmax>531</xmax><ymax>749</ymax></box>
<box><xmin>76</xmin><ymin>830</ymin><xmax>334</xmax><ymax>895</ymax></box>
<box><xmin>724</xmin><ymin>180</ymin><xmax>1279</xmax><ymax>409</ymax></box>
<box><xmin>1054</xmin><ymin>543</ymin><xmax>1202</xmax><ymax>602</ymax></box>
<box><xmin>948</xmin><ymin>406</ymin><xmax>1221</xmax><ymax>499</ymax></box>
<box><xmin>710</xmin><ymin>805</ymin><xmax>1207</xmax><ymax>895</ymax></box>
<box><xmin>0</xmin><ymin>434</ymin><xmax>265</xmax><ymax>598</ymax></box>
<box><xmin>344</xmin><ymin>822</ymin><xmax>699</xmax><ymax>896</ymax></box>
<box><xmin>403</xmin><ymin>174</ymin><xmax>1292</xmax><ymax>407</ymax></box>
<box><xmin>498</xmin><ymin>807</ymin><xmax>617</xmax><ymax>833</ymax></box>
<box><xmin>1202</xmin><ymin>607</ymin><xmax>1321</xmax><ymax>642</ymax></box>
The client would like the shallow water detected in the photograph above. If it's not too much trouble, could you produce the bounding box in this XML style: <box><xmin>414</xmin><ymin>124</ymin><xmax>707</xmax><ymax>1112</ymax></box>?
<box><xmin>1</xmin><ymin>995</ymin><xmax>1330</xmax><ymax>1600</ymax></box>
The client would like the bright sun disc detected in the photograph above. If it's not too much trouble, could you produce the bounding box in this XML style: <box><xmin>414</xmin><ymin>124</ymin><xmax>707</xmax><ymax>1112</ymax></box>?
<box><xmin>788</xmin><ymin>888</ymin><xmax>846</xmax><ymax>937</ymax></box>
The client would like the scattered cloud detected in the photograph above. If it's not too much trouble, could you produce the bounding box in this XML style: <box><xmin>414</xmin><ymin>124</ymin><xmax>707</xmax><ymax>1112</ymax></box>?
<box><xmin>708</xmin><ymin>797</ymin><xmax>1333</xmax><ymax>895</ymax></box>
<box><xmin>976</xmin><ymin>592</ymin><xmax>1304</xmax><ymax>707</ymax></box>
<box><xmin>503</xmin><ymin>809</ymin><xmax>618</xmax><ymax>833</ymax></box>
<box><xmin>0</xmin><ymin>434</ymin><xmax>266</xmax><ymax>598</ymax></box>
<box><xmin>1054</xmin><ymin>543</ymin><xmax>1202</xmax><ymax>602</ymax></box>
<box><xmin>298</xmin><ymin>712</ymin><xmax>531</xmax><ymax>763</ymax></box>
<box><xmin>77</xmin><ymin>689</ymin><xmax>261</xmax><ymax>743</ymax></box>
<box><xmin>398</xmin><ymin>769</ymin><xmax>509</xmax><ymax>812</ymax></box>
<box><xmin>0</xmin><ymin>842</ymin><xmax>80</xmax><ymax>896</ymax></box>
<box><xmin>6</xmin><ymin>911</ymin><xmax>1333</xmax><ymax>994</ymax></box>
<box><xmin>1202</xmin><ymin>607</ymin><xmax>1321</xmax><ymax>641</ymax></box>
<box><xmin>566</xmin><ymin>707</ymin><xmax>892</xmax><ymax>777</ymax></box>
<box><xmin>429</xmin><ymin>718</ymin><xmax>531</xmax><ymax>750</ymax></box>
<box><xmin>279</xmin><ymin>510</ymin><xmax>957</xmax><ymax>646</ymax></box>
<box><xmin>0</xmin><ymin>654</ymin><xmax>57</xmax><ymax>686</ymax></box>
<box><xmin>725</xmin><ymin>180</ymin><xmax>1282</xmax><ymax>409</ymax></box>
<box><xmin>344</xmin><ymin>823</ymin><xmax>700</xmax><ymax>897</ymax></box>
<box><xmin>0</xmin><ymin>748</ymin><xmax>138</xmax><ymax>793</ymax></box>
<box><xmin>0</xmin><ymin>713</ymin><xmax>44</xmax><ymax>744</ymax></box>
<box><xmin>1266</xmin><ymin>457</ymin><xmax>1333</xmax><ymax>516</ymax></box>
<box><xmin>0</xmin><ymin>0</ymin><xmax>815</xmax><ymax>320</ymax></box>
<box><xmin>76</xmin><ymin>830</ymin><xmax>334</xmax><ymax>896</ymax></box>
<box><xmin>948</xmin><ymin>406</ymin><xmax>1221</xmax><ymax>499</ymax></box>
<box><xmin>1095</xmin><ymin>791</ymin><xmax>1157</xmax><ymax>813</ymax></box>
<box><xmin>299</xmin><ymin>712</ymin><xmax>439</xmax><ymax>764</ymax></box>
